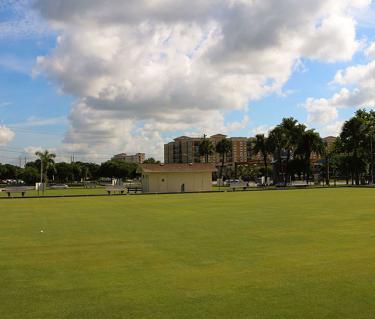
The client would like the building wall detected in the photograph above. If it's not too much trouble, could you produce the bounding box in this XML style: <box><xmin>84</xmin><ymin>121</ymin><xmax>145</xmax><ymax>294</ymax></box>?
<box><xmin>231</xmin><ymin>138</ymin><xmax>248</xmax><ymax>163</ymax></box>
<box><xmin>164</xmin><ymin>134</ymin><xmax>252</xmax><ymax>165</ymax></box>
<box><xmin>142</xmin><ymin>171</ymin><xmax>212</xmax><ymax>193</ymax></box>
<box><xmin>112</xmin><ymin>153</ymin><xmax>145</xmax><ymax>163</ymax></box>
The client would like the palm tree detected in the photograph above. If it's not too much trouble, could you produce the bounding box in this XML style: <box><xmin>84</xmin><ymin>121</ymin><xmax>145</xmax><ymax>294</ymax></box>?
<box><xmin>280</xmin><ymin>118</ymin><xmax>305</xmax><ymax>185</ymax></box>
<box><xmin>340</xmin><ymin>116</ymin><xmax>366</xmax><ymax>185</ymax></box>
<box><xmin>268</xmin><ymin>126</ymin><xmax>286</xmax><ymax>184</ymax></box>
<box><xmin>253</xmin><ymin>134</ymin><xmax>271</xmax><ymax>185</ymax></box>
<box><xmin>199</xmin><ymin>135</ymin><xmax>214</xmax><ymax>163</ymax></box>
<box><xmin>355</xmin><ymin>109</ymin><xmax>375</xmax><ymax>183</ymax></box>
<box><xmin>296</xmin><ymin>129</ymin><xmax>324</xmax><ymax>184</ymax></box>
<box><xmin>216</xmin><ymin>138</ymin><xmax>232</xmax><ymax>179</ymax></box>
<box><xmin>35</xmin><ymin>150</ymin><xmax>56</xmax><ymax>184</ymax></box>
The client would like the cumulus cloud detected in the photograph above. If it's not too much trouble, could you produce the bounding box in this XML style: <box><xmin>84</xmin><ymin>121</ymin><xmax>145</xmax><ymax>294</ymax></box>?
<box><xmin>251</xmin><ymin>125</ymin><xmax>275</xmax><ymax>137</ymax></box>
<box><xmin>23</xmin><ymin>146</ymin><xmax>43</xmax><ymax>155</ymax></box>
<box><xmin>0</xmin><ymin>126</ymin><xmax>15</xmax><ymax>146</ymax></box>
<box><xmin>320</xmin><ymin>121</ymin><xmax>344</xmax><ymax>137</ymax></box>
<box><xmin>305</xmin><ymin>59</ymin><xmax>375</xmax><ymax>132</ymax></box>
<box><xmin>32</xmin><ymin>0</ymin><xmax>370</xmax><ymax>158</ymax></box>
<box><xmin>365</xmin><ymin>42</ymin><xmax>375</xmax><ymax>58</ymax></box>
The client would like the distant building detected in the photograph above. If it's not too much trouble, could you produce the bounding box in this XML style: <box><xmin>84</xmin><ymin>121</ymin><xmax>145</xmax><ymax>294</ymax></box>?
<box><xmin>310</xmin><ymin>136</ymin><xmax>337</xmax><ymax>163</ymax></box>
<box><xmin>112</xmin><ymin>153</ymin><xmax>145</xmax><ymax>164</ymax></box>
<box><xmin>323</xmin><ymin>136</ymin><xmax>337</xmax><ymax>150</ymax></box>
<box><xmin>164</xmin><ymin>134</ymin><xmax>254</xmax><ymax>165</ymax></box>
<box><xmin>139</xmin><ymin>163</ymin><xmax>216</xmax><ymax>193</ymax></box>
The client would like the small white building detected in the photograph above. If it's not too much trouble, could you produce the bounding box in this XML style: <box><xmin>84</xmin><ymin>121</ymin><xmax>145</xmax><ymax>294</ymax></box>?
<box><xmin>139</xmin><ymin>163</ymin><xmax>216</xmax><ymax>193</ymax></box>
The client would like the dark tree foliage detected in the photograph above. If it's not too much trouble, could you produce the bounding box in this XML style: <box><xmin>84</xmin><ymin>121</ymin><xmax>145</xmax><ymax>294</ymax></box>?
<box><xmin>143</xmin><ymin>158</ymin><xmax>161</xmax><ymax>164</ymax></box>
<box><xmin>98</xmin><ymin>160</ymin><xmax>138</xmax><ymax>179</ymax></box>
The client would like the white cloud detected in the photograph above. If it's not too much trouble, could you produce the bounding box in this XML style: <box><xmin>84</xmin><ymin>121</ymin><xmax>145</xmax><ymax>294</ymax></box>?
<box><xmin>24</xmin><ymin>146</ymin><xmax>43</xmax><ymax>155</ymax></box>
<box><xmin>0</xmin><ymin>126</ymin><xmax>15</xmax><ymax>146</ymax></box>
<box><xmin>32</xmin><ymin>0</ymin><xmax>370</xmax><ymax>158</ymax></box>
<box><xmin>365</xmin><ymin>42</ymin><xmax>375</xmax><ymax>58</ymax></box>
<box><xmin>251</xmin><ymin>125</ymin><xmax>275</xmax><ymax>137</ymax></box>
<box><xmin>305</xmin><ymin>58</ymin><xmax>375</xmax><ymax>134</ymax></box>
<box><xmin>319</xmin><ymin>121</ymin><xmax>344</xmax><ymax>137</ymax></box>
<box><xmin>226</xmin><ymin>115</ymin><xmax>250</xmax><ymax>132</ymax></box>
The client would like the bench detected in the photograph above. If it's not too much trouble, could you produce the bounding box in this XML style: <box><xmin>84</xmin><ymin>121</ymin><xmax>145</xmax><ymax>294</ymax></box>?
<box><xmin>293</xmin><ymin>184</ymin><xmax>308</xmax><ymax>188</ymax></box>
<box><xmin>105</xmin><ymin>186</ymin><xmax>128</xmax><ymax>195</ymax></box>
<box><xmin>2</xmin><ymin>187</ymin><xmax>31</xmax><ymax>197</ymax></box>
<box><xmin>127</xmin><ymin>187</ymin><xmax>142</xmax><ymax>194</ymax></box>
<box><xmin>49</xmin><ymin>185</ymin><xmax>68</xmax><ymax>190</ymax></box>
<box><xmin>229</xmin><ymin>182</ymin><xmax>249</xmax><ymax>191</ymax></box>
<box><xmin>83</xmin><ymin>182</ymin><xmax>97</xmax><ymax>189</ymax></box>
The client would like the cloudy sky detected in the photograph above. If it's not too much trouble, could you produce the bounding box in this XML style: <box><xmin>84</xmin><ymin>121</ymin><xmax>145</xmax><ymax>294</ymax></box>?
<box><xmin>1</xmin><ymin>0</ymin><xmax>375</xmax><ymax>163</ymax></box>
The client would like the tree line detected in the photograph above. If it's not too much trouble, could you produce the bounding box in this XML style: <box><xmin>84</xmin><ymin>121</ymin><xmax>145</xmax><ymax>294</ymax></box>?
<box><xmin>0</xmin><ymin>153</ymin><xmax>160</xmax><ymax>185</ymax></box>
<box><xmin>2</xmin><ymin>109</ymin><xmax>375</xmax><ymax>185</ymax></box>
<box><xmin>199</xmin><ymin>109</ymin><xmax>375</xmax><ymax>185</ymax></box>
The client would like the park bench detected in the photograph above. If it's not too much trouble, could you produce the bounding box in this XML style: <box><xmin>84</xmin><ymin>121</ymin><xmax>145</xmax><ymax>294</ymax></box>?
<box><xmin>292</xmin><ymin>181</ymin><xmax>309</xmax><ymax>188</ymax></box>
<box><xmin>127</xmin><ymin>186</ymin><xmax>142</xmax><ymax>193</ymax></box>
<box><xmin>83</xmin><ymin>182</ymin><xmax>97</xmax><ymax>189</ymax></box>
<box><xmin>229</xmin><ymin>182</ymin><xmax>249</xmax><ymax>191</ymax></box>
<box><xmin>105</xmin><ymin>186</ymin><xmax>128</xmax><ymax>195</ymax></box>
<box><xmin>49</xmin><ymin>184</ymin><xmax>68</xmax><ymax>190</ymax></box>
<box><xmin>2</xmin><ymin>186</ymin><xmax>31</xmax><ymax>197</ymax></box>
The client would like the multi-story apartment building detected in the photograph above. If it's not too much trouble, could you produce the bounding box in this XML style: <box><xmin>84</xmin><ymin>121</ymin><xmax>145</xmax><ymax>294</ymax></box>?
<box><xmin>164</xmin><ymin>134</ymin><xmax>255</xmax><ymax>165</ymax></box>
<box><xmin>112</xmin><ymin>152</ymin><xmax>145</xmax><ymax>164</ymax></box>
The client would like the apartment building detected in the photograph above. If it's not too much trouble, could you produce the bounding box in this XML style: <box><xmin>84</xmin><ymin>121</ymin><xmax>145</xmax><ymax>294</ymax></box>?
<box><xmin>112</xmin><ymin>152</ymin><xmax>146</xmax><ymax>164</ymax></box>
<box><xmin>164</xmin><ymin>134</ymin><xmax>253</xmax><ymax>164</ymax></box>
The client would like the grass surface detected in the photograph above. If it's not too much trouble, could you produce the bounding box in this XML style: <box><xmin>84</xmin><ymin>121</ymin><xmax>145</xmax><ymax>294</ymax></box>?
<box><xmin>1</xmin><ymin>188</ymin><xmax>375</xmax><ymax>318</ymax></box>
<box><xmin>0</xmin><ymin>187</ymin><xmax>108</xmax><ymax>197</ymax></box>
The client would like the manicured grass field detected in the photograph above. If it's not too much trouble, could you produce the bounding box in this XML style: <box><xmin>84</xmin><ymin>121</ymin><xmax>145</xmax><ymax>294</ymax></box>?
<box><xmin>1</xmin><ymin>188</ymin><xmax>375</xmax><ymax>319</ymax></box>
<box><xmin>0</xmin><ymin>187</ymin><xmax>107</xmax><ymax>197</ymax></box>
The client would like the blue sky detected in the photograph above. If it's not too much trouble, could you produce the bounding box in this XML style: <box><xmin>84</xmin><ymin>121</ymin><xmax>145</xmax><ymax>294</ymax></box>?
<box><xmin>1</xmin><ymin>0</ymin><xmax>375</xmax><ymax>164</ymax></box>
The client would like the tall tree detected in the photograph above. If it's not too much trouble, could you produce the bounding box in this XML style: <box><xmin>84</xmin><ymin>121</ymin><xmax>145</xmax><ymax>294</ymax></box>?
<box><xmin>253</xmin><ymin>134</ymin><xmax>271</xmax><ymax>185</ymax></box>
<box><xmin>199</xmin><ymin>135</ymin><xmax>214</xmax><ymax>163</ymax></box>
<box><xmin>268</xmin><ymin>126</ymin><xmax>287</xmax><ymax>184</ymax></box>
<box><xmin>279</xmin><ymin>118</ymin><xmax>305</xmax><ymax>185</ymax></box>
<box><xmin>355</xmin><ymin>109</ymin><xmax>375</xmax><ymax>183</ymax></box>
<box><xmin>340</xmin><ymin>116</ymin><xmax>366</xmax><ymax>185</ymax></box>
<box><xmin>216</xmin><ymin>138</ymin><xmax>232</xmax><ymax>179</ymax></box>
<box><xmin>296</xmin><ymin>129</ymin><xmax>324</xmax><ymax>184</ymax></box>
<box><xmin>35</xmin><ymin>150</ymin><xmax>56</xmax><ymax>184</ymax></box>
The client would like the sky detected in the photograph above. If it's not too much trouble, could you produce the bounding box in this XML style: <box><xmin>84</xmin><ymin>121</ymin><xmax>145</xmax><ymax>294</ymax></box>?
<box><xmin>1</xmin><ymin>0</ymin><xmax>375</xmax><ymax>164</ymax></box>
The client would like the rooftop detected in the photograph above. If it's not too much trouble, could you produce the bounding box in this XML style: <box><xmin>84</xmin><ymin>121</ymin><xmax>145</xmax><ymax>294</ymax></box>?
<box><xmin>139</xmin><ymin>163</ymin><xmax>217</xmax><ymax>173</ymax></box>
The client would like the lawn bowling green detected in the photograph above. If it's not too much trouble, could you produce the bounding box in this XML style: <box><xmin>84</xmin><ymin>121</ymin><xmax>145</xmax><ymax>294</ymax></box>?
<box><xmin>1</xmin><ymin>188</ymin><xmax>375</xmax><ymax>319</ymax></box>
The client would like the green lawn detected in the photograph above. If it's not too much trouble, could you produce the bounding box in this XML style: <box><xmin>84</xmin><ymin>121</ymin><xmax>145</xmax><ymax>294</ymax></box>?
<box><xmin>0</xmin><ymin>187</ymin><xmax>108</xmax><ymax>197</ymax></box>
<box><xmin>1</xmin><ymin>188</ymin><xmax>375</xmax><ymax>318</ymax></box>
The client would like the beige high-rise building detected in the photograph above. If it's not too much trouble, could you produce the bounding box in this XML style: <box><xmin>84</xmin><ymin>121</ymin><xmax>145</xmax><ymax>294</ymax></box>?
<box><xmin>112</xmin><ymin>153</ymin><xmax>145</xmax><ymax>164</ymax></box>
<box><xmin>230</xmin><ymin>137</ymin><xmax>249</xmax><ymax>163</ymax></box>
<box><xmin>164</xmin><ymin>134</ymin><xmax>253</xmax><ymax>164</ymax></box>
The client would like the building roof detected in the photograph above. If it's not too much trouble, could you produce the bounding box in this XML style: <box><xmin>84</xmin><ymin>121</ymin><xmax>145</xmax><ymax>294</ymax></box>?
<box><xmin>139</xmin><ymin>163</ymin><xmax>217</xmax><ymax>173</ymax></box>
<box><xmin>113</xmin><ymin>153</ymin><xmax>127</xmax><ymax>156</ymax></box>
<box><xmin>174</xmin><ymin>136</ymin><xmax>191</xmax><ymax>141</ymax></box>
